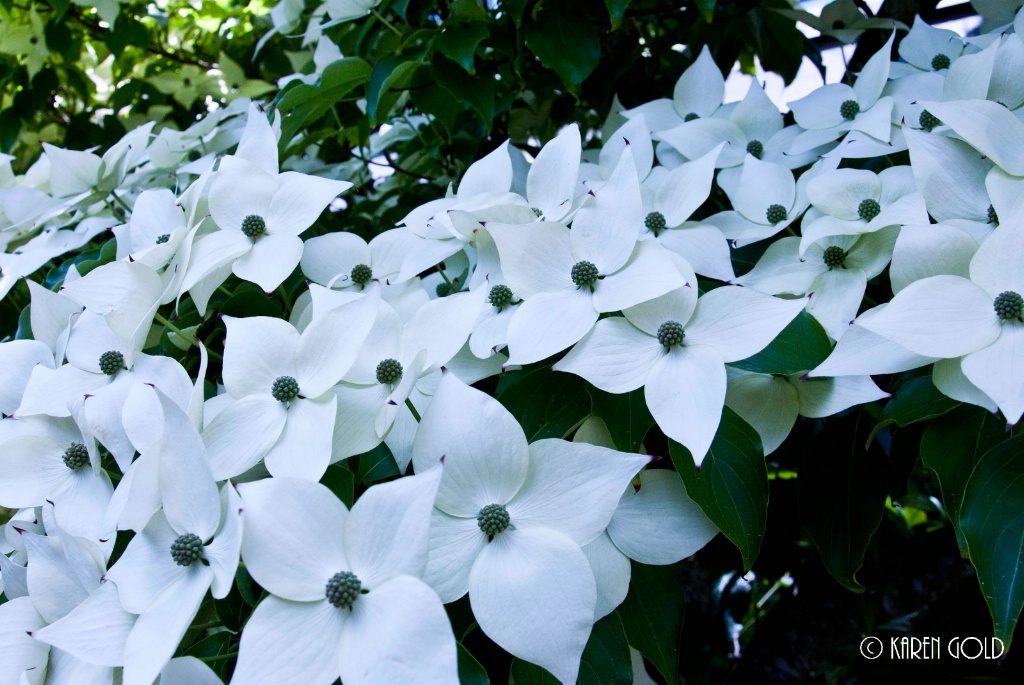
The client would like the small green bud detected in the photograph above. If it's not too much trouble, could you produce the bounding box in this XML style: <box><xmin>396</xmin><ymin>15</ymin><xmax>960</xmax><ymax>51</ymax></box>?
<box><xmin>170</xmin><ymin>533</ymin><xmax>204</xmax><ymax>566</ymax></box>
<box><xmin>746</xmin><ymin>140</ymin><xmax>764</xmax><ymax>159</ymax></box>
<box><xmin>766</xmin><ymin>204</ymin><xmax>788</xmax><ymax>225</ymax></box>
<box><xmin>988</xmin><ymin>204</ymin><xmax>999</xmax><ymax>225</ymax></box>
<box><xmin>99</xmin><ymin>351</ymin><xmax>124</xmax><ymax>376</ymax></box>
<box><xmin>436</xmin><ymin>282</ymin><xmax>451</xmax><ymax>298</ymax></box>
<box><xmin>919</xmin><ymin>110</ymin><xmax>941</xmax><ymax>132</ymax></box>
<box><xmin>684</xmin><ymin>113</ymin><xmax>699</xmax><ymax>122</ymax></box>
<box><xmin>840</xmin><ymin>99</ymin><xmax>860</xmax><ymax>120</ymax></box>
<box><xmin>325</xmin><ymin>571</ymin><xmax>362</xmax><ymax>609</ymax></box>
<box><xmin>994</xmin><ymin>291</ymin><xmax>1023</xmax><ymax>321</ymax></box>
<box><xmin>241</xmin><ymin>214</ymin><xmax>267</xmax><ymax>239</ymax></box>
<box><xmin>376</xmin><ymin>358</ymin><xmax>403</xmax><ymax>385</ymax></box>
<box><xmin>571</xmin><ymin>261</ymin><xmax>600</xmax><ymax>289</ymax></box>
<box><xmin>62</xmin><ymin>442</ymin><xmax>89</xmax><ymax>470</ymax></box>
<box><xmin>931</xmin><ymin>54</ymin><xmax>951</xmax><ymax>71</ymax></box>
<box><xmin>858</xmin><ymin>198</ymin><xmax>881</xmax><ymax>222</ymax></box>
<box><xmin>488</xmin><ymin>284</ymin><xmax>515</xmax><ymax>311</ymax></box>
<box><xmin>656</xmin><ymin>320</ymin><xmax>685</xmax><ymax>349</ymax></box>
<box><xmin>350</xmin><ymin>264</ymin><xmax>372</xmax><ymax>287</ymax></box>
<box><xmin>822</xmin><ymin>245</ymin><xmax>847</xmax><ymax>269</ymax></box>
<box><xmin>271</xmin><ymin>376</ymin><xmax>300</xmax><ymax>403</ymax></box>
<box><xmin>644</xmin><ymin>211</ymin><xmax>667</xmax><ymax>235</ymax></box>
<box><xmin>477</xmin><ymin>503</ymin><xmax>511</xmax><ymax>538</ymax></box>
<box><xmin>155</xmin><ymin>234</ymin><xmax>170</xmax><ymax>245</ymax></box>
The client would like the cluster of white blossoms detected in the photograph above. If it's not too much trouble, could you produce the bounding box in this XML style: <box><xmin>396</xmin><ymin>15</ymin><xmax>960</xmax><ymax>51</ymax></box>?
<box><xmin>2</xmin><ymin>5</ymin><xmax>1024</xmax><ymax>684</ymax></box>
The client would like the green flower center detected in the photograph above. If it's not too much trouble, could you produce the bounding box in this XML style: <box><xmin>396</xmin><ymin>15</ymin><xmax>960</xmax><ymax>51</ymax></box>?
<box><xmin>684</xmin><ymin>113</ymin><xmax>699</xmax><ymax>122</ymax></box>
<box><xmin>376</xmin><ymin>358</ymin><xmax>403</xmax><ymax>385</ymax></box>
<box><xmin>155</xmin><ymin>234</ymin><xmax>170</xmax><ymax>245</ymax></box>
<box><xmin>271</xmin><ymin>375</ymin><xmax>300</xmax><ymax>403</ymax></box>
<box><xmin>656</xmin><ymin>320</ymin><xmax>685</xmax><ymax>349</ymax></box>
<box><xmin>325</xmin><ymin>571</ymin><xmax>362</xmax><ymax>609</ymax></box>
<box><xmin>571</xmin><ymin>261</ymin><xmax>600</xmax><ymax>289</ymax></box>
<box><xmin>62</xmin><ymin>442</ymin><xmax>89</xmax><ymax>470</ymax></box>
<box><xmin>994</xmin><ymin>291</ymin><xmax>1023</xmax><ymax>321</ymax></box>
<box><xmin>241</xmin><ymin>214</ymin><xmax>267</xmax><ymax>239</ymax></box>
<box><xmin>477</xmin><ymin>503</ymin><xmax>510</xmax><ymax>538</ymax></box>
<box><xmin>919</xmin><ymin>110</ymin><xmax>941</xmax><ymax>132</ymax></box>
<box><xmin>988</xmin><ymin>205</ymin><xmax>999</xmax><ymax>225</ymax></box>
<box><xmin>766</xmin><ymin>204</ymin><xmax>788</xmax><ymax>225</ymax></box>
<box><xmin>645</xmin><ymin>211</ymin><xmax>667</xmax><ymax>236</ymax></box>
<box><xmin>488</xmin><ymin>284</ymin><xmax>515</xmax><ymax>311</ymax></box>
<box><xmin>746</xmin><ymin>140</ymin><xmax>764</xmax><ymax>159</ymax></box>
<box><xmin>931</xmin><ymin>54</ymin><xmax>951</xmax><ymax>71</ymax></box>
<box><xmin>858</xmin><ymin>198</ymin><xmax>881</xmax><ymax>222</ymax></box>
<box><xmin>436</xmin><ymin>282</ymin><xmax>451</xmax><ymax>298</ymax></box>
<box><xmin>840</xmin><ymin>99</ymin><xmax>860</xmax><ymax>120</ymax></box>
<box><xmin>822</xmin><ymin>245</ymin><xmax>847</xmax><ymax>269</ymax></box>
<box><xmin>99</xmin><ymin>350</ymin><xmax>124</xmax><ymax>376</ymax></box>
<box><xmin>350</xmin><ymin>264</ymin><xmax>372</xmax><ymax>287</ymax></box>
<box><xmin>170</xmin><ymin>533</ymin><xmax>204</xmax><ymax>566</ymax></box>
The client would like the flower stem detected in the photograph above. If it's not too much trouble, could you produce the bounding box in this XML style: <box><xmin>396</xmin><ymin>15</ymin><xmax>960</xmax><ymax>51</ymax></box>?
<box><xmin>405</xmin><ymin>397</ymin><xmax>421</xmax><ymax>422</ymax></box>
<box><xmin>197</xmin><ymin>651</ymin><xmax>238</xmax><ymax>663</ymax></box>
<box><xmin>372</xmin><ymin>8</ymin><xmax>403</xmax><ymax>38</ymax></box>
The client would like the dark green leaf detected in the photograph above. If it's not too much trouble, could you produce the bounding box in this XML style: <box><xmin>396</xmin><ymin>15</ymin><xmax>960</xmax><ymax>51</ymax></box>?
<box><xmin>496</xmin><ymin>368</ymin><xmax>591</xmax><ymax>442</ymax></box>
<box><xmin>616</xmin><ymin>562</ymin><xmax>685</xmax><ymax>683</ymax></box>
<box><xmin>524</xmin><ymin>3</ymin><xmax>600</xmax><ymax>93</ymax></box>
<box><xmin>960</xmin><ymin>434</ymin><xmax>1024</xmax><ymax>648</ymax></box>
<box><xmin>434</xmin><ymin>21</ymin><xmax>489</xmax><ymax>73</ymax></box>
<box><xmin>433</xmin><ymin>54</ymin><xmax>495</xmax><ymax>123</ymax></box>
<box><xmin>867</xmin><ymin>375</ymin><xmax>961</xmax><ymax>445</ymax></box>
<box><xmin>320</xmin><ymin>462</ymin><xmax>356</xmax><ymax>508</ymax></box>
<box><xmin>457</xmin><ymin>643</ymin><xmax>490</xmax><ymax>685</ymax></box>
<box><xmin>219</xmin><ymin>284</ymin><xmax>283</xmax><ymax>318</ymax></box>
<box><xmin>369</xmin><ymin>60</ymin><xmax>431</xmax><ymax>125</ymax></box>
<box><xmin>669</xmin><ymin>407</ymin><xmax>767</xmax><ymax>571</ymax></box>
<box><xmin>184</xmin><ymin>630</ymin><xmax>232</xmax><ymax>658</ymax></box>
<box><xmin>102</xmin><ymin>18</ymin><xmax>150</xmax><ymax>54</ymax></box>
<box><xmin>604</xmin><ymin>0</ymin><xmax>631</xmax><ymax>30</ymax></box>
<box><xmin>694</xmin><ymin>0</ymin><xmax>716</xmax><ymax>23</ymax></box>
<box><xmin>921</xmin><ymin>405</ymin><xmax>1006</xmax><ymax>556</ymax></box>
<box><xmin>729</xmin><ymin>311</ymin><xmax>832</xmax><ymax>375</ymax></box>
<box><xmin>15</xmin><ymin>304</ymin><xmax>32</xmax><ymax>340</ymax></box>
<box><xmin>589</xmin><ymin>387</ymin><xmax>653</xmax><ymax>453</ymax></box>
<box><xmin>75</xmin><ymin>238</ymin><xmax>117</xmax><ymax>277</ymax></box>
<box><xmin>275</xmin><ymin>57</ymin><xmax>372</xmax><ymax>148</ymax></box>
<box><xmin>799</xmin><ymin>414</ymin><xmax>889</xmax><ymax>592</ymax></box>
<box><xmin>357</xmin><ymin>443</ymin><xmax>400</xmax><ymax>484</ymax></box>
<box><xmin>509</xmin><ymin>613</ymin><xmax>632</xmax><ymax>685</ymax></box>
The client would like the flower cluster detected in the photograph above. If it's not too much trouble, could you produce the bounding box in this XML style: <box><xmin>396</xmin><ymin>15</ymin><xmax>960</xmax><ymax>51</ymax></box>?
<box><xmin>1</xmin><ymin>5</ymin><xmax>1023</xmax><ymax>684</ymax></box>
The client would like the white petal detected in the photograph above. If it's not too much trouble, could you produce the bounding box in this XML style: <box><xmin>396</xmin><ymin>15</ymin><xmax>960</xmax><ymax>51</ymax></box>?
<box><xmin>264</xmin><ymin>395</ymin><xmax>337</xmax><ymax>481</ymax></box>
<box><xmin>858</xmin><ymin>276</ymin><xmax>1000</xmax><ymax>357</ymax></box>
<box><xmin>725</xmin><ymin>373</ymin><xmax>800</xmax><ymax>455</ymax></box>
<box><xmin>33</xmin><ymin>583</ymin><xmax>134</xmax><ymax>667</ymax></box>
<box><xmin>458</xmin><ymin>141</ymin><xmax>512</xmax><ymax>198</ymax></box>
<box><xmin>504</xmin><ymin>288</ymin><xmax>598</xmax><ymax>366</ymax></box>
<box><xmin>265</xmin><ymin>172</ymin><xmax>350</xmax><ymax>235</ymax></box>
<box><xmin>231</xmin><ymin>596</ymin><xmax>345</xmax><ymax>685</ymax></box>
<box><xmin>160</xmin><ymin>656</ymin><xmax>223</xmax><ymax>685</ymax></box>
<box><xmin>808</xmin><ymin>315</ymin><xmax>937</xmax><ymax>378</ymax></box>
<box><xmin>733</xmin><ymin>236</ymin><xmax>822</xmax><ymax>294</ymax></box>
<box><xmin>508</xmin><ymin>440</ymin><xmax>650</xmax><ymax>546</ymax></box>
<box><xmin>338</xmin><ymin>575</ymin><xmax>458</xmax><ymax>685</ymax></box>
<box><xmin>16</xmin><ymin>364</ymin><xmax>105</xmax><ymax>418</ymax></box>
<box><xmin>852</xmin><ymin>32</ymin><xmax>895</xmax><ymax>108</ymax></box>
<box><xmin>221</xmin><ymin>315</ymin><xmax>299</xmax><ymax>399</ymax></box>
<box><xmin>237</xmin><ymin>477</ymin><xmax>349</xmax><ymax>602</ymax></box>
<box><xmin>300</xmin><ymin>232</ymin><xmax>371</xmax><ymax>286</ymax></box>
<box><xmin>601</xmin><ymin>115</ymin><xmax>654</xmax><ymax>182</ymax></box>
<box><xmin>789</xmin><ymin>83</ymin><xmax>855</xmax><ymax>130</ymax></box>
<box><xmin>656</xmin><ymin>223</ymin><xmax>736</xmax><ymax>282</ymax></box>
<box><xmin>806</xmin><ymin>268</ymin><xmax>868</xmax><ymax>341</ymax></box>
<box><xmin>422</xmin><ymin>510</ymin><xmax>487</xmax><ymax>603</ymax></box>
<box><xmin>806</xmin><ymin>168</ymin><xmax>880</xmax><ymax>220</ymax></box>
<box><xmin>235</xmin><ymin>101</ymin><xmax>280</xmax><ymax>175</ymax></box>
<box><xmin>657</xmin><ymin>120</ymin><xmax>741</xmax><ymax>167</ymax></box>
<box><xmin>23</xmin><ymin>531</ymin><xmax>97</xmax><ymax>623</ymax></box>
<box><xmin>645</xmin><ymin>345</ymin><xmax>726</xmax><ymax>465</ymax></box>
<box><xmin>208</xmin><ymin>157</ymin><xmax>275</xmax><ymax>232</ymax></box>
<box><xmin>0</xmin><ymin>597</ymin><xmax>48</xmax><ymax>685</ymax></box>
<box><xmin>733</xmin><ymin>157</ymin><xmax>796</xmax><ymax>224</ymax></box>
<box><xmin>609</xmin><ymin>469</ymin><xmax>719</xmax><ymax>564</ymax></box>
<box><xmin>232</xmin><ymin>232</ymin><xmax>304</xmax><ymax>292</ymax></box>
<box><xmin>529</xmin><ymin>124</ymin><xmax>582</xmax><ymax>221</ymax></box>
<box><xmin>106</xmin><ymin>513</ymin><xmax>186</xmax><ymax>613</ymax></box>
<box><xmin>962</xmin><ymin>324</ymin><xmax>1024</xmax><ymax>425</ymax></box>
<box><xmin>904</xmin><ymin>127</ymin><xmax>991</xmax><ymax>223</ymax></box>
<box><xmin>969</xmin><ymin>223</ymin><xmax>1024</xmax><ymax>298</ymax></box>
<box><xmin>401</xmin><ymin>288</ymin><xmax>486</xmax><ymax>374</ymax></box>
<box><xmin>330</xmin><ymin>384</ymin><xmax>389</xmax><ymax>460</ymax></box>
<box><xmin>412</xmin><ymin>373</ymin><xmax>529</xmax><ymax>517</ymax></box>
<box><xmin>0</xmin><ymin>341</ymin><xmax>54</xmax><ymax>416</ymax></box>
<box><xmin>486</xmin><ymin>222</ymin><xmax>575</xmax><ymax>299</ymax></box>
<box><xmin>890</xmin><ymin>223</ymin><xmax>978</xmax><ymax>294</ymax></box>
<box><xmin>571</xmin><ymin>146</ymin><xmax>643</xmax><ymax>275</ymax></box>
<box><xmin>591</xmin><ymin>241</ymin><xmax>688</xmax><ymax>313</ymax></box>
<box><xmin>297</xmin><ymin>289</ymin><xmax>378</xmax><ymax>396</ymax></box>
<box><xmin>26</xmin><ymin>280</ymin><xmax>81</xmax><ymax>359</ymax></box>
<box><xmin>203</xmin><ymin>396</ymin><xmax>287</xmax><ymax>481</ymax></box>
<box><xmin>673</xmin><ymin>46</ymin><xmax>724</xmax><ymax>118</ymax></box>
<box><xmin>656</xmin><ymin>146</ymin><xmax>720</xmax><ymax>226</ymax></box>
<box><xmin>180</xmin><ymin>230</ymin><xmax>251</xmax><ymax>295</ymax></box>
<box><xmin>686</xmin><ymin>286</ymin><xmax>806</xmax><ymax>362</ymax></box>
<box><xmin>932</xmin><ymin>357</ymin><xmax>998</xmax><ymax>412</ymax></box>
<box><xmin>796</xmin><ymin>375</ymin><xmax>889</xmax><ymax>418</ymax></box>
<box><xmin>922</xmin><ymin>100</ymin><xmax>1024</xmax><ymax>175</ymax></box>
<box><xmin>580</xmin><ymin>532</ymin><xmax>630</xmax><ymax>620</ymax></box>
<box><xmin>553</xmin><ymin>317</ymin><xmax>663</xmax><ymax>394</ymax></box>
<box><xmin>469</xmin><ymin>527</ymin><xmax>596</xmax><ymax>685</ymax></box>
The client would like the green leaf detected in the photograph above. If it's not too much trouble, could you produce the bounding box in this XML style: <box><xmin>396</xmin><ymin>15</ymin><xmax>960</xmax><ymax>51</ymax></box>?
<box><xmin>604</xmin><ymin>0</ymin><xmax>631</xmax><ymax>29</ymax></box>
<box><xmin>496</xmin><ymin>368</ymin><xmax>591</xmax><ymax>442</ymax></box>
<box><xmin>434</xmin><ymin>21</ymin><xmax>489</xmax><ymax>73</ymax></box>
<box><xmin>369</xmin><ymin>60</ymin><xmax>431</xmax><ymax>125</ymax></box>
<box><xmin>669</xmin><ymin>407</ymin><xmax>767</xmax><ymax>571</ymax></box>
<box><xmin>15</xmin><ymin>304</ymin><xmax>32</xmax><ymax>340</ymax></box>
<box><xmin>457</xmin><ymin>643</ymin><xmax>490</xmax><ymax>685</ymax></box>
<box><xmin>695</xmin><ymin>0</ymin><xmax>716</xmax><ymax>23</ymax></box>
<box><xmin>356</xmin><ymin>443</ymin><xmax>400</xmax><ymax>484</ymax></box>
<box><xmin>616</xmin><ymin>562</ymin><xmax>685</xmax><ymax>683</ymax></box>
<box><xmin>867</xmin><ymin>375</ymin><xmax>961</xmax><ymax>445</ymax></box>
<box><xmin>523</xmin><ymin>3</ymin><xmax>600</xmax><ymax>94</ymax></box>
<box><xmin>960</xmin><ymin>434</ymin><xmax>1024</xmax><ymax>648</ymax></box>
<box><xmin>320</xmin><ymin>462</ymin><xmax>356</xmax><ymax>508</ymax></box>
<box><xmin>729</xmin><ymin>311</ymin><xmax>832</xmax><ymax>375</ymax></box>
<box><xmin>921</xmin><ymin>405</ymin><xmax>1006</xmax><ymax>556</ymax></box>
<box><xmin>219</xmin><ymin>284</ymin><xmax>282</xmax><ymax>319</ymax></box>
<box><xmin>509</xmin><ymin>613</ymin><xmax>632</xmax><ymax>684</ymax></box>
<box><xmin>75</xmin><ymin>238</ymin><xmax>117</xmax><ymax>277</ymax></box>
<box><xmin>102</xmin><ymin>18</ymin><xmax>150</xmax><ymax>54</ymax></box>
<box><xmin>433</xmin><ymin>54</ymin><xmax>495</xmax><ymax>123</ymax></box>
<box><xmin>589</xmin><ymin>387</ymin><xmax>653</xmax><ymax>453</ymax></box>
<box><xmin>799</xmin><ymin>414</ymin><xmax>889</xmax><ymax>592</ymax></box>
<box><xmin>275</xmin><ymin>57</ymin><xmax>372</xmax><ymax>149</ymax></box>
